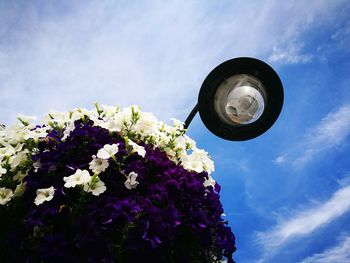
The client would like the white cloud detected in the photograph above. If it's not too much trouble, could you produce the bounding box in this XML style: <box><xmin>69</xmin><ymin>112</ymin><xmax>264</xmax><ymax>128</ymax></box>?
<box><xmin>330</xmin><ymin>20</ymin><xmax>350</xmax><ymax>54</ymax></box>
<box><xmin>0</xmin><ymin>1</ymin><xmax>348</xmax><ymax>125</ymax></box>
<box><xmin>331</xmin><ymin>21</ymin><xmax>350</xmax><ymax>42</ymax></box>
<box><xmin>300</xmin><ymin>235</ymin><xmax>350</xmax><ymax>263</ymax></box>
<box><xmin>268</xmin><ymin>43</ymin><xmax>313</xmax><ymax>64</ymax></box>
<box><xmin>264</xmin><ymin>0</ymin><xmax>348</xmax><ymax>65</ymax></box>
<box><xmin>273</xmin><ymin>154</ymin><xmax>287</xmax><ymax>165</ymax></box>
<box><xmin>256</xmin><ymin>185</ymin><xmax>350</xmax><ymax>259</ymax></box>
<box><xmin>315</xmin><ymin>19</ymin><xmax>350</xmax><ymax>62</ymax></box>
<box><xmin>294</xmin><ymin>105</ymin><xmax>350</xmax><ymax>165</ymax></box>
<box><xmin>274</xmin><ymin>105</ymin><xmax>350</xmax><ymax>166</ymax></box>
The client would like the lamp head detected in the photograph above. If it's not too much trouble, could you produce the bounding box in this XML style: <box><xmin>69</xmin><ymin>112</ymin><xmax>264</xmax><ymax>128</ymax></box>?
<box><xmin>198</xmin><ymin>57</ymin><xmax>283</xmax><ymax>141</ymax></box>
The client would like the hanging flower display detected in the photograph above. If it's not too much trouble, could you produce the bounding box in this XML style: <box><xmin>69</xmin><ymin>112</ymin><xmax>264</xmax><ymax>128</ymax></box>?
<box><xmin>0</xmin><ymin>104</ymin><xmax>235</xmax><ymax>262</ymax></box>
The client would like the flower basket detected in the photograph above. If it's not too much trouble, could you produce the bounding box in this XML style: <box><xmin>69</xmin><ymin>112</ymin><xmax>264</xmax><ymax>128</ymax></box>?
<box><xmin>0</xmin><ymin>104</ymin><xmax>235</xmax><ymax>262</ymax></box>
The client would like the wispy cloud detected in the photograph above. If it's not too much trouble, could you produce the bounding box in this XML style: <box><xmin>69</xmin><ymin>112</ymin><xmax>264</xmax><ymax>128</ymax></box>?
<box><xmin>273</xmin><ymin>154</ymin><xmax>287</xmax><ymax>165</ymax></box>
<box><xmin>256</xmin><ymin>184</ymin><xmax>350</xmax><ymax>260</ymax></box>
<box><xmin>300</xmin><ymin>235</ymin><xmax>350</xmax><ymax>263</ymax></box>
<box><xmin>331</xmin><ymin>20</ymin><xmax>350</xmax><ymax>50</ymax></box>
<box><xmin>317</xmin><ymin>19</ymin><xmax>350</xmax><ymax>60</ymax></box>
<box><xmin>268</xmin><ymin>42</ymin><xmax>313</xmax><ymax>64</ymax></box>
<box><xmin>265</xmin><ymin>0</ymin><xmax>349</xmax><ymax>65</ymax></box>
<box><xmin>274</xmin><ymin>105</ymin><xmax>350</xmax><ymax>166</ymax></box>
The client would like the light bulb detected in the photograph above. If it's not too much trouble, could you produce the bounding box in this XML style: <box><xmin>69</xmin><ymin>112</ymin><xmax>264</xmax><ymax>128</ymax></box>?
<box><xmin>214</xmin><ymin>74</ymin><xmax>266</xmax><ymax>126</ymax></box>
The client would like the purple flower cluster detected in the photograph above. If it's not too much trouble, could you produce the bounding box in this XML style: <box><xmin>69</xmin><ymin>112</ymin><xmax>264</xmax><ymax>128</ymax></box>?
<box><xmin>0</xmin><ymin>119</ymin><xmax>235</xmax><ymax>262</ymax></box>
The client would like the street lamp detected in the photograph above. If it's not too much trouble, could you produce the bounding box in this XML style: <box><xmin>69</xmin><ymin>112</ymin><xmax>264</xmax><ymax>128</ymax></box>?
<box><xmin>184</xmin><ymin>57</ymin><xmax>284</xmax><ymax>141</ymax></box>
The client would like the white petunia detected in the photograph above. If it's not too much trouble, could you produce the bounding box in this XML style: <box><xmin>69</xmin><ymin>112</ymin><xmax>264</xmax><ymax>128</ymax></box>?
<box><xmin>14</xmin><ymin>143</ymin><xmax>24</xmax><ymax>152</ymax></box>
<box><xmin>0</xmin><ymin>166</ymin><xmax>7</xmax><ymax>177</ymax></box>
<box><xmin>127</xmin><ymin>140</ymin><xmax>146</xmax><ymax>157</ymax></box>
<box><xmin>165</xmin><ymin>147</ymin><xmax>177</xmax><ymax>159</ymax></box>
<box><xmin>101</xmin><ymin>104</ymin><xmax>119</xmax><ymax>117</ymax></box>
<box><xmin>13</xmin><ymin>171</ymin><xmax>27</xmax><ymax>182</ymax></box>
<box><xmin>8</xmin><ymin>149</ymin><xmax>29</xmax><ymax>170</ymax></box>
<box><xmin>42</xmin><ymin>110</ymin><xmax>71</xmax><ymax>128</ymax></box>
<box><xmin>74</xmin><ymin>108</ymin><xmax>93</xmax><ymax>118</ymax></box>
<box><xmin>184</xmin><ymin>135</ymin><xmax>196</xmax><ymax>150</ymax></box>
<box><xmin>157</xmin><ymin>133</ymin><xmax>170</xmax><ymax>149</ymax></box>
<box><xmin>97</xmin><ymin>118</ymin><xmax>122</xmax><ymax>131</ymax></box>
<box><xmin>0</xmin><ymin>187</ymin><xmax>14</xmax><ymax>205</ymax></box>
<box><xmin>182</xmin><ymin>159</ymin><xmax>204</xmax><ymax>173</ymax></box>
<box><xmin>133</xmin><ymin>112</ymin><xmax>159</xmax><ymax>136</ymax></box>
<box><xmin>193</xmin><ymin>149</ymin><xmax>215</xmax><ymax>174</ymax></box>
<box><xmin>34</xmin><ymin>186</ymin><xmax>55</xmax><ymax>205</ymax></box>
<box><xmin>202</xmin><ymin>157</ymin><xmax>215</xmax><ymax>174</ymax></box>
<box><xmin>124</xmin><ymin>171</ymin><xmax>139</xmax><ymax>190</ymax></box>
<box><xmin>2</xmin><ymin>125</ymin><xmax>28</xmax><ymax>145</ymax></box>
<box><xmin>174</xmin><ymin>136</ymin><xmax>186</xmax><ymax>150</ymax></box>
<box><xmin>96</xmin><ymin>144</ymin><xmax>119</xmax><ymax>160</ymax></box>
<box><xmin>170</xmin><ymin>118</ymin><xmax>185</xmax><ymax>129</ymax></box>
<box><xmin>17</xmin><ymin>113</ymin><xmax>37</xmax><ymax>125</ymax></box>
<box><xmin>0</xmin><ymin>145</ymin><xmax>16</xmax><ymax>157</ymax></box>
<box><xmin>63</xmin><ymin>169</ymin><xmax>91</xmax><ymax>188</ymax></box>
<box><xmin>83</xmin><ymin>177</ymin><xmax>107</xmax><ymax>196</ymax></box>
<box><xmin>180</xmin><ymin>149</ymin><xmax>214</xmax><ymax>174</ymax></box>
<box><xmin>203</xmin><ymin>176</ymin><xmax>216</xmax><ymax>188</ymax></box>
<box><xmin>62</xmin><ymin>122</ymin><xmax>75</xmax><ymax>141</ymax></box>
<box><xmin>23</xmin><ymin>127</ymin><xmax>48</xmax><ymax>141</ymax></box>
<box><xmin>33</xmin><ymin>160</ymin><xmax>42</xmax><ymax>173</ymax></box>
<box><xmin>189</xmin><ymin>149</ymin><xmax>209</xmax><ymax>161</ymax></box>
<box><xmin>89</xmin><ymin>155</ymin><xmax>109</xmax><ymax>174</ymax></box>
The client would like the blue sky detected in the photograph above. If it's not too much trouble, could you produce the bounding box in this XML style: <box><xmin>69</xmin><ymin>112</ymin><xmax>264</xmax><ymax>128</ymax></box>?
<box><xmin>1</xmin><ymin>1</ymin><xmax>350</xmax><ymax>262</ymax></box>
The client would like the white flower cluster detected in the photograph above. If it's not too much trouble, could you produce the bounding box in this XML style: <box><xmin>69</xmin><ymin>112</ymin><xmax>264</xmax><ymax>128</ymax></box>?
<box><xmin>0</xmin><ymin>104</ymin><xmax>216</xmax><ymax>206</ymax></box>
<box><xmin>0</xmin><ymin>115</ymin><xmax>49</xmax><ymax>206</ymax></box>
<box><xmin>61</xmin><ymin>142</ymin><xmax>141</xmax><ymax>198</ymax></box>
<box><xmin>92</xmin><ymin>104</ymin><xmax>214</xmax><ymax>177</ymax></box>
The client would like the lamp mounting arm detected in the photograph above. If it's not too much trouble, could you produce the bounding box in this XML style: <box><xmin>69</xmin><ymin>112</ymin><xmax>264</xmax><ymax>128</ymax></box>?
<box><xmin>184</xmin><ymin>104</ymin><xmax>198</xmax><ymax>130</ymax></box>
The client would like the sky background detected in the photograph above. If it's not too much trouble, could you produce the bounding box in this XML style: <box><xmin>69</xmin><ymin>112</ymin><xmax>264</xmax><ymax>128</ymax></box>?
<box><xmin>1</xmin><ymin>1</ymin><xmax>350</xmax><ymax>262</ymax></box>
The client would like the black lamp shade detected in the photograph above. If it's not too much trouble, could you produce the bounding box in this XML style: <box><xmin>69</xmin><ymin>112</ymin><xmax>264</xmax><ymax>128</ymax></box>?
<box><xmin>198</xmin><ymin>57</ymin><xmax>284</xmax><ymax>141</ymax></box>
